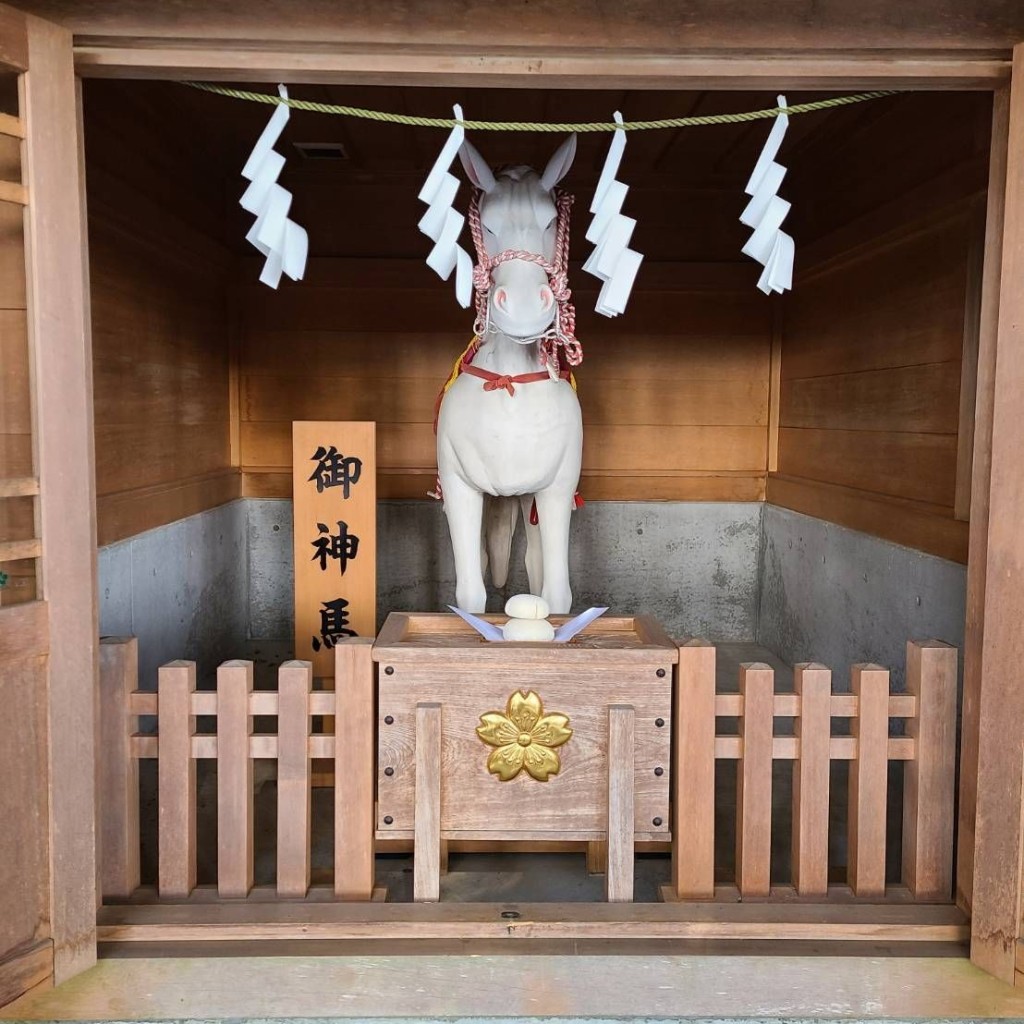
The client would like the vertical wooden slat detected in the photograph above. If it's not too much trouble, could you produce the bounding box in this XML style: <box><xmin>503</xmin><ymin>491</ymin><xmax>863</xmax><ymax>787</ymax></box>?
<box><xmin>736</xmin><ymin>663</ymin><xmax>774</xmax><ymax>896</ymax></box>
<box><xmin>970</xmin><ymin>45</ymin><xmax>1024</xmax><ymax>986</ymax></box>
<box><xmin>23</xmin><ymin>13</ymin><xmax>98</xmax><ymax>983</ymax></box>
<box><xmin>959</xmin><ymin>80</ymin><xmax>1011</xmax><ymax>919</ymax></box>
<box><xmin>672</xmin><ymin>639</ymin><xmax>716</xmax><ymax>899</ymax></box>
<box><xmin>606</xmin><ymin>704</ymin><xmax>635</xmax><ymax>903</ymax></box>
<box><xmin>903</xmin><ymin>640</ymin><xmax>957</xmax><ymax>900</ymax></box>
<box><xmin>97</xmin><ymin>636</ymin><xmax>140</xmax><ymax>901</ymax></box>
<box><xmin>792</xmin><ymin>663</ymin><xmax>831</xmax><ymax>896</ymax></box>
<box><xmin>413</xmin><ymin>702</ymin><xmax>442</xmax><ymax>903</ymax></box>
<box><xmin>276</xmin><ymin>660</ymin><xmax>312</xmax><ymax>898</ymax></box>
<box><xmin>586</xmin><ymin>841</ymin><xmax>607</xmax><ymax>874</ymax></box>
<box><xmin>848</xmin><ymin>664</ymin><xmax>890</xmax><ymax>897</ymax></box>
<box><xmin>217</xmin><ymin>660</ymin><xmax>253</xmax><ymax>899</ymax></box>
<box><xmin>334</xmin><ymin>638</ymin><xmax>376</xmax><ymax>900</ymax></box>
<box><xmin>158</xmin><ymin>661</ymin><xmax>196</xmax><ymax>898</ymax></box>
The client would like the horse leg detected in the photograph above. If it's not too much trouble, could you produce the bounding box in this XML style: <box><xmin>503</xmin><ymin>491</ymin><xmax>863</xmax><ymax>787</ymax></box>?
<box><xmin>534</xmin><ymin>488</ymin><xmax>574</xmax><ymax>613</ymax></box>
<box><xmin>442</xmin><ymin>474</ymin><xmax>487</xmax><ymax>612</ymax></box>
<box><xmin>519</xmin><ymin>494</ymin><xmax>544</xmax><ymax>597</ymax></box>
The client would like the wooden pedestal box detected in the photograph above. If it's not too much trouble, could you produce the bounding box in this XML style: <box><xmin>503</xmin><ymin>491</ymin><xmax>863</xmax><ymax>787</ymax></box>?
<box><xmin>372</xmin><ymin>612</ymin><xmax>678</xmax><ymax>901</ymax></box>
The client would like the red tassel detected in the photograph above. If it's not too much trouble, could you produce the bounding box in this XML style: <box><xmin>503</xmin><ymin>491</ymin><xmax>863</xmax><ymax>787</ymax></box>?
<box><xmin>529</xmin><ymin>499</ymin><xmax>539</xmax><ymax>526</ymax></box>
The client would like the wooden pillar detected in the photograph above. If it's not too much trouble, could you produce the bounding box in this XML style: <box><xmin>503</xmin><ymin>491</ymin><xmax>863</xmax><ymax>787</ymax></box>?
<box><xmin>671</xmin><ymin>639</ymin><xmax>716</xmax><ymax>899</ymax></box>
<box><xmin>334</xmin><ymin>638</ymin><xmax>376</xmax><ymax>900</ymax></box>
<box><xmin>970</xmin><ymin>42</ymin><xmax>1024</xmax><ymax>985</ymax></box>
<box><xmin>606</xmin><ymin>704</ymin><xmax>635</xmax><ymax>903</ymax></box>
<box><xmin>959</xmin><ymin>74</ymin><xmax>1012</xmax><ymax>919</ymax></box>
<box><xmin>277</xmin><ymin>660</ymin><xmax>312</xmax><ymax>898</ymax></box>
<box><xmin>217</xmin><ymin>660</ymin><xmax>254</xmax><ymax>899</ymax></box>
<box><xmin>902</xmin><ymin>640</ymin><xmax>957</xmax><ymax>901</ymax></box>
<box><xmin>791</xmin><ymin>663</ymin><xmax>831</xmax><ymax>896</ymax></box>
<box><xmin>736</xmin><ymin>663</ymin><xmax>773</xmax><ymax>897</ymax></box>
<box><xmin>413</xmin><ymin>702</ymin><xmax>442</xmax><ymax>903</ymax></box>
<box><xmin>22</xmin><ymin>14</ymin><xmax>97</xmax><ymax>983</ymax></box>
<box><xmin>97</xmin><ymin>637</ymin><xmax>139</xmax><ymax>901</ymax></box>
<box><xmin>158</xmin><ymin>661</ymin><xmax>196</xmax><ymax>898</ymax></box>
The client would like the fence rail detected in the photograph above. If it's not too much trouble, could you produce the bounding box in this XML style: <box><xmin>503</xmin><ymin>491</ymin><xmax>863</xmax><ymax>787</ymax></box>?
<box><xmin>98</xmin><ymin>636</ymin><xmax>957</xmax><ymax>908</ymax></box>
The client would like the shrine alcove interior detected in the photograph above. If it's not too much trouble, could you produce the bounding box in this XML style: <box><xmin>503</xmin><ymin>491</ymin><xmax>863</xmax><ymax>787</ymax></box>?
<box><xmin>76</xmin><ymin>79</ymin><xmax>985</xmax><ymax>697</ymax></box>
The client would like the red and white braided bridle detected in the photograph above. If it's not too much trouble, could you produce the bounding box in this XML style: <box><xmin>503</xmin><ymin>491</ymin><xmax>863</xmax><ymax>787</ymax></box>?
<box><xmin>467</xmin><ymin>187</ymin><xmax>583</xmax><ymax>377</ymax></box>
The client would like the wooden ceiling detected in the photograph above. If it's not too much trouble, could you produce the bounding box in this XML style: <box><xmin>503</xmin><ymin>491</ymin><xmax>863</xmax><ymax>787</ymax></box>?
<box><xmin>80</xmin><ymin>80</ymin><xmax>989</xmax><ymax>263</ymax></box>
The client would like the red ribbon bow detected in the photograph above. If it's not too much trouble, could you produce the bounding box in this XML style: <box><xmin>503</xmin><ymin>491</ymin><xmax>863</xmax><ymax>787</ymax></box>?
<box><xmin>483</xmin><ymin>375</ymin><xmax>517</xmax><ymax>397</ymax></box>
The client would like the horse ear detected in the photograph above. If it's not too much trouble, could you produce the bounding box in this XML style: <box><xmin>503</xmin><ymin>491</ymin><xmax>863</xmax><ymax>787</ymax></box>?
<box><xmin>540</xmin><ymin>134</ymin><xmax>577</xmax><ymax>190</ymax></box>
<box><xmin>459</xmin><ymin>140</ymin><xmax>497</xmax><ymax>193</ymax></box>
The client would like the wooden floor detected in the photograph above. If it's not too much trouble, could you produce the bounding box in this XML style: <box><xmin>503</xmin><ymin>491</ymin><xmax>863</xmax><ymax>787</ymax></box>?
<box><xmin>4</xmin><ymin>953</ymin><xmax>1024</xmax><ymax>1020</ymax></box>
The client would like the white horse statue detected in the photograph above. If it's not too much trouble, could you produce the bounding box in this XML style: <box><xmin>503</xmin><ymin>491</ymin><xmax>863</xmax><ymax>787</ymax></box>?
<box><xmin>435</xmin><ymin>136</ymin><xmax>583</xmax><ymax>614</ymax></box>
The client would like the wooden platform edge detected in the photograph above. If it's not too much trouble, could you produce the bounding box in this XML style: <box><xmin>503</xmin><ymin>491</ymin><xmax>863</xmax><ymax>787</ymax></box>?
<box><xmin>0</xmin><ymin>940</ymin><xmax>53</xmax><ymax>1009</ymax></box>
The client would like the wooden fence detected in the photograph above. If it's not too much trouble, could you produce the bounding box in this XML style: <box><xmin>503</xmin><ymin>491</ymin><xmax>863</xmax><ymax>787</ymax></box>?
<box><xmin>98</xmin><ymin>636</ymin><xmax>956</xmax><ymax>906</ymax></box>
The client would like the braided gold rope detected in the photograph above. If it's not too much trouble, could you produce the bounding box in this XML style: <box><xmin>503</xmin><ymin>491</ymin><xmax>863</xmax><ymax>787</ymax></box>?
<box><xmin>185</xmin><ymin>81</ymin><xmax>897</xmax><ymax>131</ymax></box>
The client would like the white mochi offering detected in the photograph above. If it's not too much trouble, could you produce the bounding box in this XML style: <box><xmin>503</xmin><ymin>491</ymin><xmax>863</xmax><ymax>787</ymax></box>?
<box><xmin>502</xmin><ymin>617</ymin><xmax>556</xmax><ymax>642</ymax></box>
<box><xmin>504</xmin><ymin>594</ymin><xmax>551</xmax><ymax>620</ymax></box>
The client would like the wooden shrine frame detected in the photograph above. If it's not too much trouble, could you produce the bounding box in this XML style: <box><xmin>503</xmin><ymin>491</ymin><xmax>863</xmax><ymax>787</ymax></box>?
<box><xmin>9</xmin><ymin>11</ymin><xmax>1023</xmax><ymax>992</ymax></box>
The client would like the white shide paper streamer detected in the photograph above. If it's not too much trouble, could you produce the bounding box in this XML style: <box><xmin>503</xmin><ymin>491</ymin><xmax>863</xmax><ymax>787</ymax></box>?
<box><xmin>240</xmin><ymin>84</ymin><xmax>308</xmax><ymax>289</ymax></box>
<box><xmin>740</xmin><ymin>94</ymin><xmax>794</xmax><ymax>295</ymax></box>
<box><xmin>418</xmin><ymin>104</ymin><xmax>473</xmax><ymax>308</ymax></box>
<box><xmin>583</xmin><ymin>111</ymin><xmax>644</xmax><ymax>317</ymax></box>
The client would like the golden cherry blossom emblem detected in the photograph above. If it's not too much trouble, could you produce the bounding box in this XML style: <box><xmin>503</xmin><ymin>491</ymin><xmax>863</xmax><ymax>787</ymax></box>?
<box><xmin>476</xmin><ymin>690</ymin><xmax>572</xmax><ymax>782</ymax></box>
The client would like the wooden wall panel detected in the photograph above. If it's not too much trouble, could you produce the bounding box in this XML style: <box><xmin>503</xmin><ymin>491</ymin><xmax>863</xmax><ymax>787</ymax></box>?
<box><xmin>238</xmin><ymin>259</ymin><xmax>773</xmax><ymax>501</ymax></box>
<box><xmin>83</xmin><ymin>82</ymin><xmax>240</xmax><ymax>545</ymax></box>
<box><xmin>769</xmin><ymin>97</ymin><xmax>990</xmax><ymax>562</ymax></box>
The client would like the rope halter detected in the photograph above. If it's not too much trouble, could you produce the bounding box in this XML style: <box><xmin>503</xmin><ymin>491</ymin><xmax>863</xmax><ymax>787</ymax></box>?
<box><xmin>467</xmin><ymin>186</ymin><xmax>583</xmax><ymax>379</ymax></box>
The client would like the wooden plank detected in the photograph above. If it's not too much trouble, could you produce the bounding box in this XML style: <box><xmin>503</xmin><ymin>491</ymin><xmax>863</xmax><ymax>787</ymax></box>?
<box><xmin>97</xmin><ymin>637</ymin><xmax>139</xmax><ymax>900</ymax></box>
<box><xmin>413</xmin><ymin>703</ymin><xmax>442</xmax><ymax>903</ymax></box>
<box><xmin>672</xmin><ymin>639</ymin><xmax>716</xmax><ymax>900</ymax></box>
<box><xmin>0</xmin><ymin>537</ymin><xmax>40</xmax><ymax>560</ymax></box>
<box><xmin>334</xmin><ymin>639</ymin><xmax>376</xmax><ymax>900</ymax></box>
<box><xmin>765</xmin><ymin>474</ymin><xmax>968</xmax><ymax>564</ymax></box>
<box><xmin>248</xmin><ymin>421</ymin><xmax>768</xmax><ymax>474</ymax></box>
<box><xmin>94</xmin><ymin>899</ymin><xmax>971</xmax><ymax>945</ymax></box>
<box><xmin>791</xmin><ymin>664</ymin><xmax>831</xmax><ymax>896</ymax></box>
<box><xmin>0</xmin><ymin>178</ymin><xmax>26</xmax><ymax>204</ymax></box>
<box><xmin>958</xmin><ymin>83</ymin><xmax>1011</xmax><ymax>919</ymax></box>
<box><xmin>0</xmin><ymin>112</ymin><xmax>24</xmax><ymax>139</ymax></box>
<box><xmin>606</xmin><ymin>705</ymin><xmax>635</xmax><ymax>903</ymax></box>
<box><xmin>780</xmin><ymin>363</ymin><xmax>961</xmax><ymax>434</ymax></box>
<box><xmin>848</xmin><ymin>665</ymin><xmax>890</xmax><ymax>898</ymax></box>
<box><xmin>292</xmin><ymin>422</ymin><xmax>376</xmax><ymax>675</ymax></box>
<box><xmin>777</xmin><ymin>427</ymin><xmax>958</xmax><ymax>508</ymax></box>
<box><xmin>0</xmin><ymin>600</ymin><xmax>47</xmax><ymax>661</ymax></box>
<box><xmin>276</xmin><ymin>661</ymin><xmax>311</xmax><ymax>899</ymax></box>
<box><xmin>736</xmin><ymin>663</ymin><xmax>774</xmax><ymax>897</ymax></box>
<box><xmin>0</xmin><ymin>940</ymin><xmax>51</xmax><ymax>1010</ymax></box>
<box><xmin>0</xmin><ymin>476</ymin><xmax>38</xmax><ymax>497</ymax></box>
<box><xmin>969</xmin><ymin>43</ymin><xmax>1024</xmax><ymax>986</ymax></box>
<box><xmin>217</xmin><ymin>660</ymin><xmax>253</xmax><ymax>899</ymax></box>
<box><xmin>0</xmin><ymin>5</ymin><xmax>27</xmax><ymax>71</ymax></box>
<box><xmin>23</xmin><ymin>14</ymin><xmax>98</xmax><ymax>983</ymax></box>
<box><xmin>902</xmin><ymin>641</ymin><xmax>957</xmax><ymax>901</ymax></box>
<box><xmin>158</xmin><ymin>661</ymin><xmax>196</xmax><ymax>898</ymax></box>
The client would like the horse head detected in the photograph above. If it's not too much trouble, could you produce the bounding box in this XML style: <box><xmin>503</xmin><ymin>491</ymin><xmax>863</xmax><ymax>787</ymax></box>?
<box><xmin>460</xmin><ymin>136</ymin><xmax>577</xmax><ymax>344</ymax></box>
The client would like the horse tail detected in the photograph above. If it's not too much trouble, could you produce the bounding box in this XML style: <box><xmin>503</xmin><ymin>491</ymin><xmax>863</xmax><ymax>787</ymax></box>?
<box><xmin>483</xmin><ymin>495</ymin><xmax>519</xmax><ymax>589</ymax></box>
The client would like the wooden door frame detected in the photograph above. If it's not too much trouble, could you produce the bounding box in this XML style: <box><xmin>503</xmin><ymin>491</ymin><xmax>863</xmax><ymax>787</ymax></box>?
<box><xmin>52</xmin><ymin>33</ymin><xmax>1021</xmax><ymax>984</ymax></box>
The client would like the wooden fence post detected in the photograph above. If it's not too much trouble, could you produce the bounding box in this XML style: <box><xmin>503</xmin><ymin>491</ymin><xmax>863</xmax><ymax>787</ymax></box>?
<box><xmin>217</xmin><ymin>660</ymin><xmax>254</xmax><ymax>899</ymax></box>
<box><xmin>606</xmin><ymin>704</ymin><xmax>635</xmax><ymax>903</ymax></box>
<box><xmin>736</xmin><ymin>663</ymin><xmax>774</xmax><ymax>897</ymax></box>
<box><xmin>97</xmin><ymin>637</ymin><xmax>140</xmax><ymax>901</ymax></box>
<box><xmin>671</xmin><ymin>639</ymin><xmax>716</xmax><ymax>900</ymax></box>
<box><xmin>334</xmin><ymin>638</ymin><xmax>377</xmax><ymax>900</ymax></box>
<box><xmin>158</xmin><ymin>661</ymin><xmax>196</xmax><ymax>898</ymax></box>
<box><xmin>849</xmin><ymin>664</ymin><xmax>890</xmax><ymax>897</ymax></box>
<box><xmin>277</xmin><ymin>660</ymin><xmax>312</xmax><ymax>898</ymax></box>
<box><xmin>792</xmin><ymin>663</ymin><xmax>831</xmax><ymax>896</ymax></box>
<box><xmin>903</xmin><ymin>640</ymin><xmax>957</xmax><ymax>900</ymax></box>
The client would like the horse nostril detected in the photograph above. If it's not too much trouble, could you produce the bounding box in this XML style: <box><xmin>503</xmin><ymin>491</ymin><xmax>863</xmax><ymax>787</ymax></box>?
<box><xmin>494</xmin><ymin>288</ymin><xmax>509</xmax><ymax>312</ymax></box>
<box><xmin>539</xmin><ymin>286</ymin><xmax>553</xmax><ymax>310</ymax></box>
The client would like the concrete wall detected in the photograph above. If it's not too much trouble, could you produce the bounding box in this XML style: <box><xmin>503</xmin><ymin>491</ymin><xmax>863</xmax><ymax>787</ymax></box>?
<box><xmin>248</xmin><ymin>499</ymin><xmax>764</xmax><ymax>645</ymax></box>
<box><xmin>757</xmin><ymin>505</ymin><xmax>966</xmax><ymax>690</ymax></box>
<box><xmin>98</xmin><ymin>501</ymin><xmax>248</xmax><ymax>688</ymax></box>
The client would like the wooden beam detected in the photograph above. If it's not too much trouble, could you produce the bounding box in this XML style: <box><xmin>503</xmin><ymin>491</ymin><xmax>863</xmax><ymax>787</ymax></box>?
<box><xmin>0</xmin><ymin>940</ymin><xmax>51</xmax><ymax>1010</ymax></box>
<box><xmin>958</xmin><ymin>83</ymin><xmax>1011</xmax><ymax>918</ymax></box>
<box><xmin>0</xmin><ymin>178</ymin><xmax>26</xmax><ymax>204</ymax></box>
<box><xmin>970</xmin><ymin>42</ymin><xmax>1024</xmax><ymax>986</ymax></box>
<box><xmin>22</xmin><ymin>13</ymin><xmax>98</xmax><ymax>985</ymax></box>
